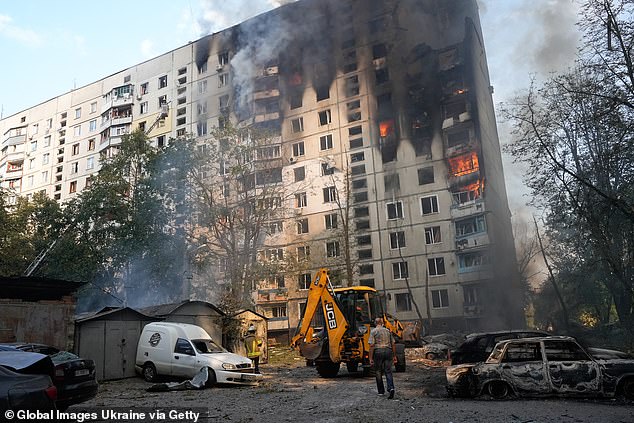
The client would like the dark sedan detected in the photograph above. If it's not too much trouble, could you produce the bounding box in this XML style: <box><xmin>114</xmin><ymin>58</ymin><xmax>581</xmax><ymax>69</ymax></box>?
<box><xmin>0</xmin><ymin>365</ymin><xmax>57</xmax><ymax>412</ymax></box>
<box><xmin>446</xmin><ymin>336</ymin><xmax>634</xmax><ymax>400</ymax></box>
<box><xmin>1</xmin><ymin>343</ymin><xmax>97</xmax><ymax>410</ymax></box>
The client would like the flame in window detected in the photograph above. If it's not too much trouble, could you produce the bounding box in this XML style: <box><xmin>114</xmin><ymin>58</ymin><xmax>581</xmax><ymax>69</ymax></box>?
<box><xmin>379</xmin><ymin>119</ymin><xmax>394</xmax><ymax>137</ymax></box>
<box><xmin>448</xmin><ymin>152</ymin><xmax>479</xmax><ymax>176</ymax></box>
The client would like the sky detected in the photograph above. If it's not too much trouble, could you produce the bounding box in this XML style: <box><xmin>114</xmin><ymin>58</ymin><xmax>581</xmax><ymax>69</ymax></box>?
<box><xmin>0</xmin><ymin>0</ymin><xmax>582</xmax><ymax>217</ymax></box>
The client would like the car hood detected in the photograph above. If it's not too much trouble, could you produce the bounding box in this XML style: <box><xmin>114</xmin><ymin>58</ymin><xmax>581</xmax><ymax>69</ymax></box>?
<box><xmin>446</xmin><ymin>363</ymin><xmax>475</xmax><ymax>384</ymax></box>
<box><xmin>199</xmin><ymin>352</ymin><xmax>252</xmax><ymax>366</ymax></box>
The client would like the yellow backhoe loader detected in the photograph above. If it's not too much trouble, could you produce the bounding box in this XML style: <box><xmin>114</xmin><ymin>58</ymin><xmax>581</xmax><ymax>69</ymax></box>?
<box><xmin>291</xmin><ymin>268</ymin><xmax>410</xmax><ymax>378</ymax></box>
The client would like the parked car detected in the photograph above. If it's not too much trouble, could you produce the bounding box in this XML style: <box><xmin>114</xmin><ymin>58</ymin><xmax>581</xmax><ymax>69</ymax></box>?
<box><xmin>136</xmin><ymin>322</ymin><xmax>263</xmax><ymax>386</ymax></box>
<box><xmin>0</xmin><ymin>365</ymin><xmax>57</xmax><ymax>412</ymax></box>
<box><xmin>0</xmin><ymin>343</ymin><xmax>97</xmax><ymax>410</ymax></box>
<box><xmin>446</xmin><ymin>336</ymin><xmax>634</xmax><ymax>400</ymax></box>
<box><xmin>449</xmin><ymin>330</ymin><xmax>549</xmax><ymax>365</ymax></box>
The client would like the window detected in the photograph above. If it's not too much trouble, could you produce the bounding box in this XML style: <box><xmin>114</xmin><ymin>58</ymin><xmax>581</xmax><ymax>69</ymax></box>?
<box><xmin>218</xmin><ymin>73</ymin><xmax>229</xmax><ymax>87</ymax></box>
<box><xmin>428</xmin><ymin>257</ymin><xmax>446</xmax><ymax>276</ymax></box>
<box><xmin>46</xmin><ymin>118</ymin><xmax>53</xmax><ymax>129</ymax></box>
<box><xmin>352</xmin><ymin>179</ymin><xmax>367</xmax><ymax>189</ymax></box>
<box><xmin>353</xmin><ymin>192</ymin><xmax>368</xmax><ymax>203</ymax></box>
<box><xmin>264</xmin><ymin>248</ymin><xmax>284</xmax><ymax>261</ymax></box>
<box><xmin>73</xmin><ymin>125</ymin><xmax>81</xmax><ymax>137</ymax></box>
<box><xmin>44</xmin><ymin>136</ymin><xmax>51</xmax><ymax>147</ymax></box>
<box><xmin>198</xmin><ymin>80</ymin><xmax>208</xmax><ymax>94</ymax></box>
<box><xmin>358</xmin><ymin>249</ymin><xmax>372</xmax><ymax>259</ymax></box>
<box><xmin>386</xmin><ymin>201</ymin><xmax>403</xmax><ymax>219</ymax></box>
<box><xmin>29</xmin><ymin>158</ymin><xmax>35</xmax><ymax>169</ymax></box>
<box><xmin>375</xmin><ymin>68</ymin><xmax>389</xmax><ymax>84</ymax></box>
<box><xmin>71</xmin><ymin>143</ymin><xmax>79</xmax><ymax>155</ymax></box>
<box><xmin>320</xmin><ymin>134</ymin><xmax>333</xmax><ymax>150</ymax></box>
<box><xmin>75</xmin><ymin>108</ymin><xmax>81</xmax><ymax>119</ymax></box>
<box><xmin>325</xmin><ymin>213</ymin><xmax>337</xmax><ymax>229</ymax></box>
<box><xmin>345</xmin><ymin>75</ymin><xmax>360</xmax><ymax>96</ymax></box>
<box><xmin>89</xmin><ymin>119</ymin><xmax>97</xmax><ymax>132</ymax></box>
<box><xmin>158</xmin><ymin>75</ymin><xmax>168</xmax><ymax>89</ymax></box>
<box><xmin>297</xmin><ymin>218</ymin><xmax>309</xmax><ymax>234</ymax></box>
<box><xmin>502</xmin><ymin>342</ymin><xmax>543</xmax><ymax>363</ymax></box>
<box><xmin>69</xmin><ymin>180</ymin><xmax>77</xmax><ymax>193</ymax></box>
<box><xmin>316</xmin><ymin>85</ymin><xmax>330</xmax><ymax>101</ymax></box>
<box><xmin>140</xmin><ymin>102</ymin><xmax>148</xmax><ymax>114</ymax></box>
<box><xmin>174</xmin><ymin>338</ymin><xmax>195</xmax><ymax>355</ymax></box>
<box><xmin>292</xmin><ymin>141</ymin><xmax>305</xmax><ymax>156</ymax></box>
<box><xmin>88</xmin><ymin>138</ymin><xmax>95</xmax><ymax>151</ymax></box>
<box><xmin>458</xmin><ymin>251</ymin><xmax>490</xmax><ymax>273</ymax></box>
<box><xmin>197</xmin><ymin>121</ymin><xmax>208</xmax><ymax>136</ymax></box>
<box><xmin>290</xmin><ymin>91</ymin><xmax>303</xmax><ymax>109</ymax></box>
<box><xmin>86</xmin><ymin>156</ymin><xmax>94</xmax><ymax>170</ymax></box>
<box><xmin>395</xmin><ymin>293</ymin><xmax>412</xmax><ymax>312</ymax></box>
<box><xmin>295</xmin><ymin>192</ymin><xmax>307</xmax><ymax>208</ymax></box>
<box><xmin>421</xmin><ymin>195</ymin><xmax>439</xmax><ymax>215</ymax></box>
<box><xmin>431</xmin><ymin>289</ymin><xmax>449</xmax><ymax>308</ymax></box>
<box><xmin>318</xmin><ymin>109</ymin><xmax>332</xmax><ymax>126</ymax></box>
<box><xmin>268</xmin><ymin>221</ymin><xmax>283</xmax><ymax>234</ymax></box>
<box><xmin>42</xmin><ymin>153</ymin><xmax>50</xmax><ymax>165</ymax></box>
<box><xmin>544</xmin><ymin>340</ymin><xmax>590</xmax><ymax>361</ymax></box>
<box><xmin>297</xmin><ymin>245</ymin><xmax>310</xmax><ymax>261</ymax></box>
<box><xmin>350</xmin><ymin>152</ymin><xmax>364</xmax><ymax>163</ymax></box>
<box><xmin>455</xmin><ymin>215</ymin><xmax>487</xmax><ymax>237</ymax></box>
<box><xmin>218</xmin><ymin>51</ymin><xmax>229</xmax><ymax>66</ymax></box>
<box><xmin>30</xmin><ymin>140</ymin><xmax>37</xmax><ymax>152</ymax></box>
<box><xmin>27</xmin><ymin>175</ymin><xmax>34</xmax><ymax>187</ymax></box>
<box><xmin>41</xmin><ymin>170</ymin><xmax>49</xmax><ymax>183</ymax></box>
<box><xmin>359</xmin><ymin>264</ymin><xmax>374</xmax><ymax>275</ymax></box>
<box><xmin>392</xmin><ymin>262</ymin><xmax>408</xmax><ymax>279</ymax></box>
<box><xmin>294</xmin><ymin>166</ymin><xmax>305</xmax><ymax>182</ymax></box>
<box><xmin>321</xmin><ymin>162</ymin><xmax>335</xmax><ymax>176</ymax></box>
<box><xmin>350</xmin><ymin>138</ymin><xmax>363</xmax><ymax>149</ymax></box>
<box><xmin>299</xmin><ymin>273</ymin><xmax>312</xmax><ymax>290</ymax></box>
<box><xmin>291</xmin><ymin>117</ymin><xmax>304</xmax><ymax>133</ymax></box>
<box><xmin>389</xmin><ymin>231</ymin><xmax>406</xmax><ymax>249</ymax></box>
<box><xmin>351</xmin><ymin>165</ymin><xmax>365</xmax><ymax>175</ymax></box>
<box><xmin>418</xmin><ymin>167</ymin><xmax>434</xmax><ymax>185</ymax></box>
<box><xmin>354</xmin><ymin>206</ymin><xmax>369</xmax><ymax>217</ymax></box>
<box><xmin>356</xmin><ymin>220</ymin><xmax>370</xmax><ymax>230</ymax></box>
<box><xmin>384</xmin><ymin>173</ymin><xmax>399</xmax><ymax>191</ymax></box>
<box><xmin>198</xmin><ymin>61</ymin><xmax>208</xmax><ymax>74</ymax></box>
<box><xmin>326</xmin><ymin>241</ymin><xmax>340</xmax><ymax>257</ymax></box>
<box><xmin>323</xmin><ymin>186</ymin><xmax>337</xmax><ymax>202</ymax></box>
<box><xmin>158</xmin><ymin>95</ymin><xmax>167</xmax><ymax>107</ymax></box>
<box><xmin>425</xmin><ymin>226</ymin><xmax>441</xmax><ymax>244</ymax></box>
<box><xmin>356</xmin><ymin>235</ymin><xmax>371</xmax><ymax>246</ymax></box>
<box><xmin>464</xmin><ymin>285</ymin><xmax>480</xmax><ymax>306</ymax></box>
<box><xmin>70</xmin><ymin>162</ymin><xmax>79</xmax><ymax>174</ymax></box>
<box><xmin>90</xmin><ymin>102</ymin><xmax>97</xmax><ymax>113</ymax></box>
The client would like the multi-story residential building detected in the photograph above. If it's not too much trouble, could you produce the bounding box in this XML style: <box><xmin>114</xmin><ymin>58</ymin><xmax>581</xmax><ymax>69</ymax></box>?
<box><xmin>0</xmin><ymin>0</ymin><xmax>523</xmax><ymax>339</ymax></box>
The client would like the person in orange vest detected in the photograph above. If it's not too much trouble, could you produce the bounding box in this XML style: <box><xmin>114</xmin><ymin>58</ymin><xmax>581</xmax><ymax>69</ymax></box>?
<box><xmin>244</xmin><ymin>325</ymin><xmax>263</xmax><ymax>373</ymax></box>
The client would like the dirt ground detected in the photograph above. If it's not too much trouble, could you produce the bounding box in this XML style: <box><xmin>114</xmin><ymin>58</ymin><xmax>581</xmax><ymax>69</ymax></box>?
<box><xmin>74</xmin><ymin>348</ymin><xmax>633</xmax><ymax>423</ymax></box>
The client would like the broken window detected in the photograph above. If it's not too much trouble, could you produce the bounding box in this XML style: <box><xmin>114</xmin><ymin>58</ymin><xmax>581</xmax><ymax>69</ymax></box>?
<box><xmin>447</xmin><ymin>129</ymin><xmax>470</xmax><ymax>148</ymax></box>
<box><xmin>384</xmin><ymin>173</ymin><xmax>400</xmax><ymax>191</ymax></box>
<box><xmin>377</xmin><ymin>93</ymin><xmax>392</xmax><ymax>116</ymax></box>
<box><xmin>373</xmin><ymin>43</ymin><xmax>387</xmax><ymax>59</ymax></box>
<box><xmin>350</xmin><ymin>138</ymin><xmax>363</xmax><ymax>149</ymax></box>
<box><xmin>395</xmin><ymin>293</ymin><xmax>412</xmax><ymax>312</ymax></box>
<box><xmin>428</xmin><ymin>257</ymin><xmax>446</xmax><ymax>276</ymax></box>
<box><xmin>455</xmin><ymin>215</ymin><xmax>486</xmax><ymax>237</ymax></box>
<box><xmin>158</xmin><ymin>75</ymin><xmax>168</xmax><ymax>89</ymax></box>
<box><xmin>375</xmin><ymin>68</ymin><xmax>389</xmax><ymax>84</ymax></box>
<box><xmin>294</xmin><ymin>166</ymin><xmax>305</xmax><ymax>182</ymax></box>
<box><xmin>321</xmin><ymin>162</ymin><xmax>335</xmax><ymax>176</ymax></box>
<box><xmin>345</xmin><ymin>75</ymin><xmax>360</xmax><ymax>97</ymax></box>
<box><xmin>292</xmin><ymin>141</ymin><xmax>305</xmax><ymax>156</ymax></box>
<box><xmin>348</xmin><ymin>111</ymin><xmax>362</xmax><ymax>122</ymax></box>
<box><xmin>297</xmin><ymin>218</ymin><xmax>309</xmax><ymax>234</ymax></box>
<box><xmin>295</xmin><ymin>192</ymin><xmax>307</xmax><ymax>208</ymax></box>
<box><xmin>350</xmin><ymin>152</ymin><xmax>364</xmax><ymax>162</ymax></box>
<box><xmin>421</xmin><ymin>195</ymin><xmax>439</xmax><ymax>215</ymax></box>
<box><xmin>297</xmin><ymin>246</ymin><xmax>310</xmax><ymax>261</ymax></box>
<box><xmin>463</xmin><ymin>285</ymin><xmax>480</xmax><ymax>306</ymax></box>
<box><xmin>443</xmin><ymin>101</ymin><xmax>468</xmax><ymax>121</ymax></box>
<box><xmin>389</xmin><ymin>231</ymin><xmax>406</xmax><ymax>249</ymax></box>
<box><xmin>418</xmin><ymin>167</ymin><xmax>434</xmax><ymax>185</ymax></box>
<box><xmin>255</xmin><ymin>168</ymin><xmax>282</xmax><ymax>185</ymax></box>
<box><xmin>425</xmin><ymin>226</ymin><xmax>441</xmax><ymax>244</ymax></box>
<box><xmin>291</xmin><ymin>117</ymin><xmax>304</xmax><ymax>133</ymax></box>
<box><xmin>323</xmin><ymin>186</ymin><xmax>337</xmax><ymax>202</ymax></box>
<box><xmin>386</xmin><ymin>201</ymin><xmax>403</xmax><ymax>219</ymax></box>
<box><xmin>218</xmin><ymin>51</ymin><xmax>229</xmax><ymax>66</ymax></box>
<box><xmin>318</xmin><ymin>109</ymin><xmax>332</xmax><ymax>126</ymax></box>
<box><xmin>431</xmin><ymin>289</ymin><xmax>449</xmax><ymax>308</ymax></box>
<box><xmin>448</xmin><ymin>152</ymin><xmax>479</xmax><ymax>177</ymax></box>
<box><xmin>392</xmin><ymin>262</ymin><xmax>408</xmax><ymax>279</ymax></box>
<box><xmin>290</xmin><ymin>90</ymin><xmax>303</xmax><ymax>109</ymax></box>
<box><xmin>347</xmin><ymin>100</ymin><xmax>361</xmax><ymax>111</ymax></box>
<box><xmin>326</xmin><ymin>241</ymin><xmax>340</xmax><ymax>258</ymax></box>
<box><xmin>218</xmin><ymin>73</ymin><xmax>229</xmax><ymax>87</ymax></box>
<box><xmin>316</xmin><ymin>85</ymin><xmax>330</xmax><ymax>101</ymax></box>
<box><xmin>325</xmin><ymin>213</ymin><xmax>338</xmax><ymax>229</ymax></box>
<box><xmin>269</xmin><ymin>221</ymin><xmax>283</xmax><ymax>234</ymax></box>
<box><xmin>357</xmin><ymin>235</ymin><xmax>372</xmax><ymax>246</ymax></box>
<box><xmin>458</xmin><ymin>250</ymin><xmax>490</xmax><ymax>273</ymax></box>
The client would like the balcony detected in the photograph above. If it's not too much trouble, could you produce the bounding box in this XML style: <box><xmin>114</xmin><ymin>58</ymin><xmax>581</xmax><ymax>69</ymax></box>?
<box><xmin>450</xmin><ymin>197</ymin><xmax>485</xmax><ymax>219</ymax></box>
<box><xmin>455</xmin><ymin>232</ymin><xmax>490</xmax><ymax>250</ymax></box>
<box><xmin>257</xmin><ymin>288</ymin><xmax>288</xmax><ymax>302</ymax></box>
<box><xmin>254</xmin><ymin>112</ymin><xmax>280</xmax><ymax>123</ymax></box>
<box><xmin>111</xmin><ymin>115</ymin><xmax>133</xmax><ymax>126</ymax></box>
<box><xmin>457</xmin><ymin>267</ymin><xmax>494</xmax><ymax>283</ymax></box>
<box><xmin>3</xmin><ymin>134</ymin><xmax>26</xmax><ymax>147</ymax></box>
<box><xmin>267</xmin><ymin>318</ymin><xmax>289</xmax><ymax>331</ymax></box>
<box><xmin>253</xmin><ymin>89</ymin><xmax>280</xmax><ymax>101</ymax></box>
<box><xmin>463</xmin><ymin>304</ymin><xmax>483</xmax><ymax>317</ymax></box>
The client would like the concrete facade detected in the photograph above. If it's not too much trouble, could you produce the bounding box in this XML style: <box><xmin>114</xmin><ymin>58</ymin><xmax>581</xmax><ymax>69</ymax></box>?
<box><xmin>0</xmin><ymin>0</ymin><xmax>522</xmax><ymax>337</ymax></box>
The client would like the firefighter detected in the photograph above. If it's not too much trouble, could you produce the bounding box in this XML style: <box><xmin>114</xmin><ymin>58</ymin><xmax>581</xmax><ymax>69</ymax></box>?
<box><xmin>244</xmin><ymin>325</ymin><xmax>263</xmax><ymax>373</ymax></box>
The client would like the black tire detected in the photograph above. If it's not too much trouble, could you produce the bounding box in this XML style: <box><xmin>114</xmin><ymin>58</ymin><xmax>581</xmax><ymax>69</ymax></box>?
<box><xmin>346</xmin><ymin>361</ymin><xmax>359</xmax><ymax>373</ymax></box>
<box><xmin>395</xmin><ymin>343</ymin><xmax>406</xmax><ymax>372</ymax></box>
<box><xmin>425</xmin><ymin>352</ymin><xmax>436</xmax><ymax>360</ymax></box>
<box><xmin>205</xmin><ymin>367</ymin><xmax>217</xmax><ymax>388</ymax></box>
<box><xmin>142</xmin><ymin>362</ymin><xmax>158</xmax><ymax>382</ymax></box>
<box><xmin>486</xmin><ymin>381</ymin><xmax>511</xmax><ymax>399</ymax></box>
<box><xmin>316</xmin><ymin>359</ymin><xmax>340</xmax><ymax>378</ymax></box>
<box><xmin>619</xmin><ymin>377</ymin><xmax>634</xmax><ymax>400</ymax></box>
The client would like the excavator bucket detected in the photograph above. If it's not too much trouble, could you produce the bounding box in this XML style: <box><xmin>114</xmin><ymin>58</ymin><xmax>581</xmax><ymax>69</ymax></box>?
<box><xmin>298</xmin><ymin>339</ymin><xmax>325</xmax><ymax>360</ymax></box>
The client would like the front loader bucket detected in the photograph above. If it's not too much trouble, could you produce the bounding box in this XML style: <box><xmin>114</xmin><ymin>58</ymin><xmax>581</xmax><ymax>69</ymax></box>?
<box><xmin>299</xmin><ymin>339</ymin><xmax>325</xmax><ymax>360</ymax></box>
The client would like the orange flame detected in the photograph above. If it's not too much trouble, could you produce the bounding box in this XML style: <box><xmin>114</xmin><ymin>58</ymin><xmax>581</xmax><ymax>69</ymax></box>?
<box><xmin>379</xmin><ymin>119</ymin><xmax>394</xmax><ymax>137</ymax></box>
<box><xmin>448</xmin><ymin>152</ymin><xmax>479</xmax><ymax>176</ymax></box>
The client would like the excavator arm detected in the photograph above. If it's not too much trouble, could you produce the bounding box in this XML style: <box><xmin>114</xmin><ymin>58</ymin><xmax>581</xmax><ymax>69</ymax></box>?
<box><xmin>291</xmin><ymin>268</ymin><xmax>349</xmax><ymax>363</ymax></box>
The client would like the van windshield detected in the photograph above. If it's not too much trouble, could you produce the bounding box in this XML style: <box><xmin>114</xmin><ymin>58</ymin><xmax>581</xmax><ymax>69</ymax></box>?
<box><xmin>192</xmin><ymin>339</ymin><xmax>226</xmax><ymax>354</ymax></box>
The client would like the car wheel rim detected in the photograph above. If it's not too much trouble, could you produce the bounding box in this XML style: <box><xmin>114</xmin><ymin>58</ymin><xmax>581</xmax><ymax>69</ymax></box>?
<box><xmin>488</xmin><ymin>382</ymin><xmax>509</xmax><ymax>399</ymax></box>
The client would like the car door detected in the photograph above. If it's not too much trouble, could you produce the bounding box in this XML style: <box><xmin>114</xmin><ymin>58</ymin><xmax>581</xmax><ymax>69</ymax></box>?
<box><xmin>544</xmin><ymin>340</ymin><xmax>601</xmax><ymax>395</ymax></box>
<box><xmin>171</xmin><ymin>338</ymin><xmax>198</xmax><ymax>377</ymax></box>
<box><xmin>499</xmin><ymin>341</ymin><xmax>550</xmax><ymax>395</ymax></box>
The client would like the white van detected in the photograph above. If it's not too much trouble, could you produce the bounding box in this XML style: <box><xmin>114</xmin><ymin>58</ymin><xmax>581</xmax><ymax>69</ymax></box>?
<box><xmin>135</xmin><ymin>322</ymin><xmax>263</xmax><ymax>386</ymax></box>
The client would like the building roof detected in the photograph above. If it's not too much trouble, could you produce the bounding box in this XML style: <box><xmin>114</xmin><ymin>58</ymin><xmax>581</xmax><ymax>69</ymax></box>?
<box><xmin>75</xmin><ymin>306</ymin><xmax>155</xmax><ymax>323</ymax></box>
<box><xmin>231</xmin><ymin>308</ymin><xmax>267</xmax><ymax>320</ymax></box>
<box><xmin>139</xmin><ymin>300</ymin><xmax>225</xmax><ymax>317</ymax></box>
<box><xmin>0</xmin><ymin>276</ymin><xmax>85</xmax><ymax>302</ymax></box>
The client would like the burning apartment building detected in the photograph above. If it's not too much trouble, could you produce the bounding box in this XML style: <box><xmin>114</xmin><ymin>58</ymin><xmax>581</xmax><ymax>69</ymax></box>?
<box><xmin>0</xmin><ymin>0</ymin><xmax>523</xmax><ymax>337</ymax></box>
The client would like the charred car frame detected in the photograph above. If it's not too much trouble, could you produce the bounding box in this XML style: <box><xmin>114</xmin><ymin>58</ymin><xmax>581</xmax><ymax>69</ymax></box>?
<box><xmin>446</xmin><ymin>336</ymin><xmax>634</xmax><ymax>400</ymax></box>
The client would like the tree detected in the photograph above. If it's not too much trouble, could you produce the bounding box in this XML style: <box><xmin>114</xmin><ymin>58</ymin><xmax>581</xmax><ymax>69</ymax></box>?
<box><xmin>189</xmin><ymin>124</ymin><xmax>290</xmax><ymax>311</ymax></box>
<box><xmin>503</xmin><ymin>0</ymin><xmax>634</xmax><ymax>334</ymax></box>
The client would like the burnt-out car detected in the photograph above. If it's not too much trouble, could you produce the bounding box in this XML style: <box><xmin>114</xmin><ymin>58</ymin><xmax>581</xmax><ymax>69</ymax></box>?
<box><xmin>449</xmin><ymin>330</ymin><xmax>549</xmax><ymax>365</ymax></box>
<box><xmin>446</xmin><ymin>336</ymin><xmax>634</xmax><ymax>400</ymax></box>
<box><xmin>0</xmin><ymin>344</ymin><xmax>97</xmax><ymax>410</ymax></box>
